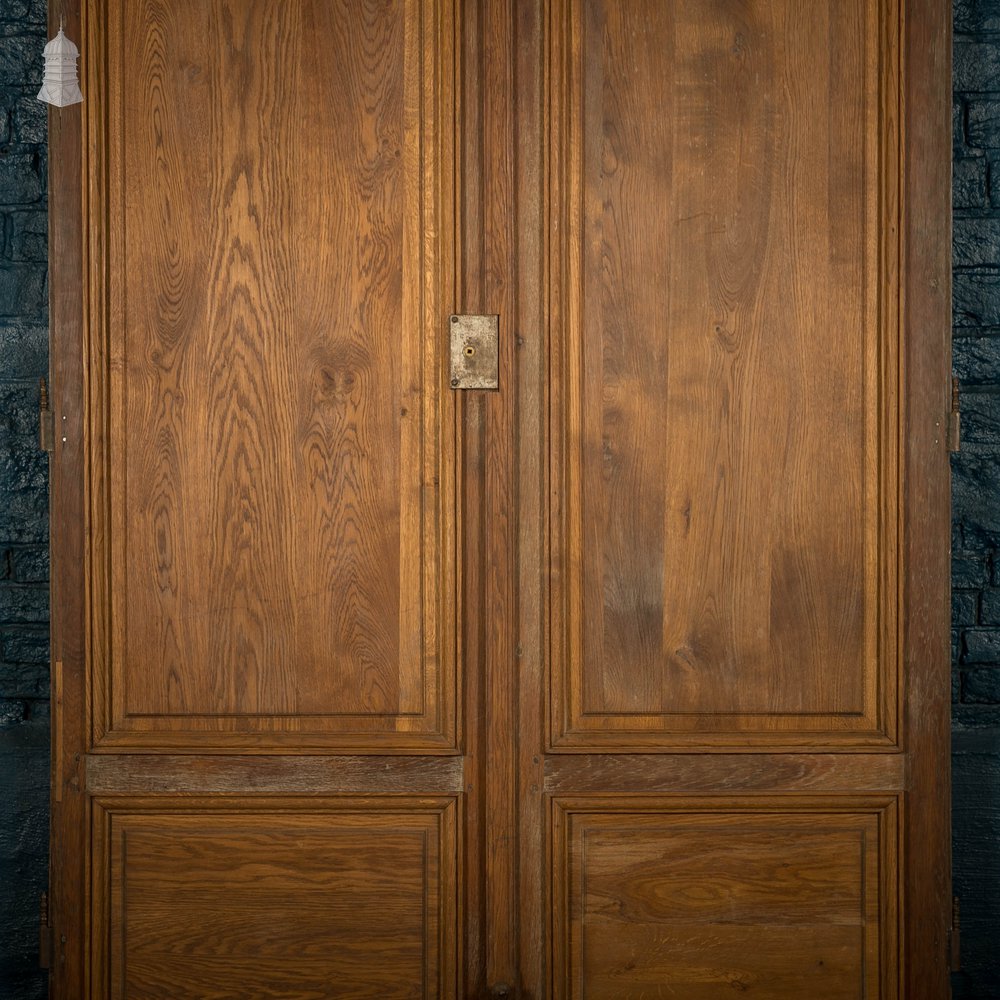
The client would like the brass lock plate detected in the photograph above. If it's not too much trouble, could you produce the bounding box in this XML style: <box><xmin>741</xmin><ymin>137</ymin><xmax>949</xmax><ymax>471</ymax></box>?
<box><xmin>449</xmin><ymin>314</ymin><xmax>499</xmax><ymax>390</ymax></box>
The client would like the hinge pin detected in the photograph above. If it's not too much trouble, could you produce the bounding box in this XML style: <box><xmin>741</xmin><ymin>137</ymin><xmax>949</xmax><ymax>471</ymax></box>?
<box><xmin>949</xmin><ymin>376</ymin><xmax>961</xmax><ymax>454</ymax></box>
<box><xmin>39</xmin><ymin>891</ymin><xmax>51</xmax><ymax>969</ymax></box>
<box><xmin>39</xmin><ymin>377</ymin><xmax>54</xmax><ymax>453</ymax></box>
<box><xmin>951</xmin><ymin>894</ymin><xmax>962</xmax><ymax>971</ymax></box>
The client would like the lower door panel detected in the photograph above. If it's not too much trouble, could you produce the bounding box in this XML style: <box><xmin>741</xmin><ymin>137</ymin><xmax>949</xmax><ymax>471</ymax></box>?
<box><xmin>550</xmin><ymin>796</ymin><xmax>898</xmax><ymax>1000</ymax></box>
<box><xmin>90</xmin><ymin>796</ymin><xmax>460</xmax><ymax>1000</ymax></box>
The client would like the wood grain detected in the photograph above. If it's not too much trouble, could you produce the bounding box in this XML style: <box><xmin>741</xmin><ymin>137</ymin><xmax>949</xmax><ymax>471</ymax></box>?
<box><xmin>92</xmin><ymin>797</ymin><xmax>458</xmax><ymax>999</ymax></box>
<box><xmin>49</xmin><ymin>1</ymin><xmax>951</xmax><ymax>997</ymax></box>
<box><xmin>48</xmin><ymin>0</ymin><xmax>88</xmax><ymax>992</ymax></box>
<box><xmin>89</xmin><ymin>0</ymin><xmax>458</xmax><ymax>747</ymax></box>
<box><xmin>544</xmin><ymin>752</ymin><xmax>905</xmax><ymax>795</ymax></box>
<box><xmin>482</xmin><ymin>0</ymin><xmax>520</xmax><ymax>990</ymax></box>
<box><xmin>548</xmin><ymin>0</ymin><xmax>900</xmax><ymax>747</ymax></box>
<box><xmin>86</xmin><ymin>754</ymin><xmax>464</xmax><ymax>795</ymax></box>
<box><xmin>551</xmin><ymin>797</ymin><xmax>897</xmax><ymax>999</ymax></box>
<box><xmin>901</xmin><ymin>0</ymin><xmax>954</xmax><ymax>992</ymax></box>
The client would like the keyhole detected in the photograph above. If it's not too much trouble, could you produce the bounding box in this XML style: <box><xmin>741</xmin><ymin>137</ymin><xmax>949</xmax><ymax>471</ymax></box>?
<box><xmin>464</xmin><ymin>345</ymin><xmax>476</xmax><ymax>357</ymax></box>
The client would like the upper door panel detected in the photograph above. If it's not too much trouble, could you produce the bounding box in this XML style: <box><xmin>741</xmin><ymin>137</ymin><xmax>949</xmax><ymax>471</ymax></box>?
<box><xmin>547</xmin><ymin>0</ymin><xmax>901</xmax><ymax>749</ymax></box>
<box><xmin>85</xmin><ymin>0</ymin><xmax>459</xmax><ymax>750</ymax></box>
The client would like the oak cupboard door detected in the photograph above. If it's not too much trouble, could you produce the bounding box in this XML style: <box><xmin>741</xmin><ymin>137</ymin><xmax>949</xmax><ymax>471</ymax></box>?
<box><xmin>52</xmin><ymin>0</ymin><xmax>468</xmax><ymax>996</ymax></box>
<box><xmin>49</xmin><ymin>0</ymin><xmax>951</xmax><ymax>997</ymax></box>
<box><xmin>507</xmin><ymin>0</ymin><xmax>950</xmax><ymax>996</ymax></box>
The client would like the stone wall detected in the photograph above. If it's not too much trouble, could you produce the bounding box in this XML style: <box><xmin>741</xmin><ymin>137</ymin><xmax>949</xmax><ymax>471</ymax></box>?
<box><xmin>946</xmin><ymin>1</ymin><xmax>1000</xmax><ymax>994</ymax></box>
<box><xmin>0</xmin><ymin>3</ymin><xmax>49</xmax><ymax>999</ymax></box>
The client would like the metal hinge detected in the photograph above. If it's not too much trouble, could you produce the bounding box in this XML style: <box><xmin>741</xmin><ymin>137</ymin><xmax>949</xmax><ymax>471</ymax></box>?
<box><xmin>949</xmin><ymin>376</ymin><xmax>961</xmax><ymax>454</ymax></box>
<box><xmin>39</xmin><ymin>891</ymin><xmax>52</xmax><ymax>969</ymax></box>
<box><xmin>39</xmin><ymin>377</ymin><xmax>54</xmax><ymax>453</ymax></box>
<box><xmin>950</xmin><ymin>894</ymin><xmax>961</xmax><ymax>972</ymax></box>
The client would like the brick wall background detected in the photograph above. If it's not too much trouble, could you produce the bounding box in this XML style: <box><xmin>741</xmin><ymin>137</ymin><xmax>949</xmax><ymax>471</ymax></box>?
<box><xmin>954</xmin><ymin>2</ymin><xmax>1000</xmax><ymax>995</ymax></box>
<box><xmin>0</xmin><ymin>4</ymin><xmax>998</xmax><ymax>998</ymax></box>
<box><xmin>0</xmin><ymin>3</ymin><xmax>49</xmax><ymax>1000</ymax></box>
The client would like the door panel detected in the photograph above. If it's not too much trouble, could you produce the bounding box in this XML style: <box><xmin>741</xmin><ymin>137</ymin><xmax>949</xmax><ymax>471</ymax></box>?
<box><xmin>551</xmin><ymin>798</ymin><xmax>897</xmax><ymax>999</ymax></box>
<box><xmin>92</xmin><ymin>797</ymin><xmax>458</xmax><ymax>998</ymax></box>
<box><xmin>89</xmin><ymin>0</ymin><xmax>458</xmax><ymax>749</ymax></box>
<box><xmin>547</xmin><ymin>0</ymin><xmax>899</xmax><ymax>748</ymax></box>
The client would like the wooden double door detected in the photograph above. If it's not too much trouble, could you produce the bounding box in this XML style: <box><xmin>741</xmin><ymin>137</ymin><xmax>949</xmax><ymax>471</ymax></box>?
<box><xmin>48</xmin><ymin>0</ymin><xmax>952</xmax><ymax>996</ymax></box>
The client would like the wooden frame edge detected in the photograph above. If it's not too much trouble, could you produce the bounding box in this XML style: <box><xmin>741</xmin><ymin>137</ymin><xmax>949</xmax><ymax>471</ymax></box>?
<box><xmin>48</xmin><ymin>0</ymin><xmax>88</xmax><ymax>994</ymax></box>
<box><xmin>901</xmin><ymin>0</ymin><xmax>953</xmax><ymax>994</ymax></box>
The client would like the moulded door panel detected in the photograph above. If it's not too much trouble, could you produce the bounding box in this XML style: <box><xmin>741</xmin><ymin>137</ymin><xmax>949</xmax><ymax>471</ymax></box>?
<box><xmin>87</xmin><ymin>0</ymin><xmax>459</xmax><ymax>751</ymax></box>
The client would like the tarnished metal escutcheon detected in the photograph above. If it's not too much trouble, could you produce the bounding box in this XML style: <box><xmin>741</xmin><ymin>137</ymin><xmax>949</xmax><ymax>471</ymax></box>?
<box><xmin>449</xmin><ymin>314</ymin><xmax>499</xmax><ymax>390</ymax></box>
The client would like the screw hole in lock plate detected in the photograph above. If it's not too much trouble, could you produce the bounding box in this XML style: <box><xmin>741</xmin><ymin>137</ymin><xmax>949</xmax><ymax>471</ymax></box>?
<box><xmin>449</xmin><ymin>314</ymin><xmax>499</xmax><ymax>390</ymax></box>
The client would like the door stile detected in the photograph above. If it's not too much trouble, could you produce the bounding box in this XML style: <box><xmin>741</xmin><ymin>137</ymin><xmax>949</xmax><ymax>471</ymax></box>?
<box><xmin>513</xmin><ymin>0</ymin><xmax>546</xmax><ymax>996</ymax></box>
<box><xmin>459</xmin><ymin>0</ymin><xmax>487</xmax><ymax>991</ymax></box>
<box><xmin>901</xmin><ymin>0</ymin><xmax>953</xmax><ymax>994</ymax></box>
<box><xmin>480</xmin><ymin>0</ymin><xmax>520</xmax><ymax>991</ymax></box>
<box><xmin>48</xmin><ymin>0</ymin><xmax>88</xmax><ymax>994</ymax></box>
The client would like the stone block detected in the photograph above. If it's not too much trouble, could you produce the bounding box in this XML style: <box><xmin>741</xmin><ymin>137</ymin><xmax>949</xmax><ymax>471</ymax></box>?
<box><xmin>983</xmin><ymin>588</ymin><xmax>1000</xmax><ymax>626</ymax></box>
<box><xmin>0</xmin><ymin>154</ymin><xmax>43</xmax><ymax>208</ymax></box>
<box><xmin>967</xmin><ymin>99</ymin><xmax>1000</xmax><ymax>150</ymax></box>
<box><xmin>954</xmin><ymin>269</ymin><xmax>1000</xmax><ymax>327</ymax></box>
<box><xmin>958</xmin><ymin>389</ymin><xmax>1000</xmax><ymax>447</ymax></box>
<box><xmin>955</xmin><ymin>156</ymin><xmax>989</xmax><ymax>209</ymax></box>
<box><xmin>0</xmin><ymin>264</ymin><xmax>46</xmax><ymax>318</ymax></box>
<box><xmin>0</xmin><ymin>382</ymin><xmax>48</xmax><ymax>545</ymax></box>
<box><xmin>954</xmin><ymin>334</ymin><xmax>1000</xmax><ymax>385</ymax></box>
<box><xmin>955</xmin><ymin>590</ymin><xmax>980</xmax><ymax>627</ymax></box>
<box><xmin>0</xmin><ymin>35</ymin><xmax>40</xmax><ymax>89</ymax></box>
<box><xmin>964</xmin><ymin>628</ymin><xmax>1000</xmax><ymax>663</ymax></box>
<box><xmin>988</xmin><ymin>155</ymin><xmax>1000</xmax><ymax>207</ymax></box>
<box><xmin>0</xmin><ymin>321</ymin><xmax>46</xmax><ymax>378</ymax></box>
<box><xmin>0</xmin><ymin>587</ymin><xmax>48</xmax><ymax>626</ymax></box>
<box><xmin>0</xmin><ymin>631</ymin><xmax>47</xmax><ymax>665</ymax></box>
<box><xmin>954</xmin><ymin>551</ymin><xmax>992</xmax><ymax>589</ymax></box>
<box><xmin>0</xmin><ymin>661</ymin><xmax>47</xmax><ymax>699</ymax></box>
<box><xmin>954</xmin><ymin>451</ymin><xmax>1000</xmax><ymax>546</ymax></box>
<box><xmin>12</xmin><ymin>98</ymin><xmax>44</xmax><ymax>145</ymax></box>
<box><xmin>955</xmin><ymin>217</ymin><xmax>1000</xmax><ymax>268</ymax></box>
<box><xmin>0</xmin><ymin>0</ymin><xmax>47</xmax><ymax>22</ymax></box>
<box><xmin>6</xmin><ymin>211</ymin><xmax>46</xmax><ymax>262</ymax></box>
<box><xmin>956</xmin><ymin>39</ymin><xmax>1000</xmax><ymax>93</ymax></box>
<box><xmin>956</xmin><ymin>0</ymin><xmax>1000</xmax><ymax>33</ymax></box>
<box><xmin>964</xmin><ymin>668</ymin><xmax>1000</xmax><ymax>704</ymax></box>
<box><xmin>9</xmin><ymin>547</ymin><xmax>46</xmax><ymax>583</ymax></box>
<box><xmin>0</xmin><ymin>699</ymin><xmax>24</xmax><ymax>728</ymax></box>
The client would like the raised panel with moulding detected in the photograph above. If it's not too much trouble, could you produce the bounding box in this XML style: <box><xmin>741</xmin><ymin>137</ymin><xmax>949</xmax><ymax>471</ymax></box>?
<box><xmin>551</xmin><ymin>797</ymin><xmax>898</xmax><ymax>999</ymax></box>
<box><xmin>85</xmin><ymin>0</ymin><xmax>459</xmax><ymax>749</ymax></box>
<box><xmin>91</xmin><ymin>797</ymin><xmax>458</xmax><ymax>998</ymax></box>
<box><xmin>547</xmin><ymin>0</ymin><xmax>900</xmax><ymax>748</ymax></box>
